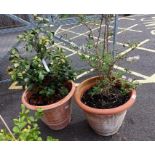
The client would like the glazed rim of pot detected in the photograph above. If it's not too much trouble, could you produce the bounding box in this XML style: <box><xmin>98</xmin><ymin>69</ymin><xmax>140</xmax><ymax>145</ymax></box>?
<box><xmin>74</xmin><ymin>76</ymin><xmax>136</xmax><ymax>115</ymax></box>
<box><xmin>22</xmin><ymin>81</ymin><xmax>76</xmax><ymax>111</ymax></box>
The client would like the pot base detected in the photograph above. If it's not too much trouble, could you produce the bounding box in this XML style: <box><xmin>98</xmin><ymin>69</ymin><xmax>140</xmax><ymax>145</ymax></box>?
<box><xmin>22</xmin><ymin>81</ymin><xmax>76</xmax><ymax>131</ymax></box>
<box><xmin>74</xmin><ymin>76</ymin><xmax>136</xmax><ymax>137</ymax></box>
<box><xmin>41</xmin><ymin>100</ymin><xmax>72</xmax><ymax>130</ymax></box>
<box><xmin>41</xmin><ymin>114</ymin><xmax>71</xmax><ymax>130</ymax></box>
<box><xmin>86</xmin><ymin>110</ymin><xmax>127</xmax><ymax>136</ymax></box>
<box><xmin>93</xmin><ymin>126</ymin><xmax>120</xmax><ymax>136</ymax></box>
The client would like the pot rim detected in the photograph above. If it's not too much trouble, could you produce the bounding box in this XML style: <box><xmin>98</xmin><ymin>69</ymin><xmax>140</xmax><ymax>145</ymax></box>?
<box><xmin>22</xmin><ymin>80</ymin><xmax>76</xmax><ymax>110</ymax></box>
<box><xmin>74</xmin><ymin>76</ymin><xmax>136</xmax><ymax>115</ymax></box>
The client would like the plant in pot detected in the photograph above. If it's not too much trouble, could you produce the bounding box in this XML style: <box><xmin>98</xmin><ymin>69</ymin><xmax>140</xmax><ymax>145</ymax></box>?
<box><xmin>8</xmin><ymin>16</ymin><xmax>76</xmax><ymax>130</ymax></box>
<box><xmin>74</xmin><ymin>15</ymin><xmax>139</xmax><ymax>136</ymax></box>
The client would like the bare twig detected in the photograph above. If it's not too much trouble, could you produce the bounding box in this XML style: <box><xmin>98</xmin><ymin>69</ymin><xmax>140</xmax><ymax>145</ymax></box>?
<box><xmin>82</xmin><ymin>22</ymin><xmax>96</xmax><ymax>49</ymax></box>
<box><xmin>95</xmin><ymin>15</ymin><xmax>104</xmax><ymax>50</ymax></box>
<box><xmin>103</xmin><ymin>15</ymin><xmax>110</xmax><ymax>53</ymax></box>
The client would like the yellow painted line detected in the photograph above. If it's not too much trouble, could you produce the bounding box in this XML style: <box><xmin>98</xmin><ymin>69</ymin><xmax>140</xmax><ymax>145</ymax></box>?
<box><xmin>66</xmin><ymin>52</ymin><xmax>77</xmax><ymax>57</ymax></box>
<box><xmin>118</xmin><ymin>27</ymin><xmax>142</xmax><ymax>33</ymax></box>
<box><xmin>118</xmin><ymin>17</ymin><xmax>136</xmax><ymax>21</ymax></box>
<box><xmin>130</xmin><ymin>14</ymin><xmax>145</xmax><ymax>17</ymax></box>
<box><xmin>76</xmin><ymin>68</ymin><xmax>95</xmax><ymax>79</ymax></box>
<box><xmin>55</xmin><ymin>43</ymin><xmax>78</xmax><ymax>55</ymax></box>
<box><xmin>60</xmin><ymin>23</ymin><xmax>142</xmax><ymax>39</ymax></box>
<box><xmin>55</xmin><ymin>25</ymin><xmax>105</xmax><ymax>47</ymax></box>
<box><xmin>55</xmin><ymin>25</ymin><xmax>105</xmax><ymax>46</ymax></box>
<box><xmin>56</xmin><ymin>39</ymin><xmax>149</xmax><ymax>60</ymax></box>
<box><xmin>59</xmin><ymin>24</ymin><xmax>142</xmax><ymax>42</ymax></box>
<box><xmin>9</xmin><ymin>82</ymin><xmax>22</xmax><ymax>90</ymax></box>
<box><xmin>63</xmin><ymin>23</ymin><xmax>83</xmax><ymax>31</ymax></box>
<box><xmin>118</xmin><ymin>39</ymin><xmax>150</xmax><ymax>56</ymax></box>
<box><xmin>68</xmin><ymin>30</ymin><xmax>87</xmax><ymax>40</ymax></box>
<box><xmin>114</xmin><ymin>65</ymin><xmax>149</xmax><ymax>79</ymax></box>
<box><xmin>136</xmin><ymin>74</ymin><xmax>155</xmax><ymax>84</ymax></box>
<box><xmin>114</xmin><ymin>40</ymin><xmax>155</xmax><ymax>54</ymax></box>
<box><xmin>55</xmin><ymin>25</ymin><xmax>62</xmax><ymax>34</ymax></box>
<box><xmin>76</xmin><ymin>65</ymin><xmax>149</xmax><ymax>80</ymax></box>
<box><xmin>60</xmin><ymin>21</ymin><xmax>100</xmax><ymax>32</ymax></box>
<box><xmin>137</xmin><ymin>47</ymin><xmax>155</xmax><ymax>53</ymax></box>
<box><xmin>145</xmin><ymin>23</ymin><xmax>155</xmax><ymax>27</ymax></box>
<box><xmin>55</xmin><ymin>41</ymin><xmax>150</xmax><ymax>80</ymax></box>
<box><xmin>57</xmin><ymin>24</ymin><xmax>83</xmax><ymax>34</ymax></box>
<box><xmin>60</xmin><ymin>24</ymin><xmax>105</xmax><ymax>40</ymax></box>
<box><xmin>144</xmin><ymin>21</ymin><xmax>155</xmax><ymax>24</ymax></box>
<box><xmin>57</xmin><ymin>21</ymin><xmax>101</xmax><ymax>34</ymax></box>
<box><xmin>117</xmin><ymin>24</ymin><xmax>138</xmax><ymax>35</ymax></box>
<box><xmin>56</xmin><ymin>23</ymin><xmax>143</xmax><ymax>50</ymax></box>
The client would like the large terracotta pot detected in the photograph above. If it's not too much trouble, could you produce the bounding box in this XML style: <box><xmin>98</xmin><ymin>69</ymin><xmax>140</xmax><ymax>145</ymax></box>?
<box><xmin>22</xmin><ymin>81</ymin><xmax>76</xmax><ymax>130</ymax></box>
<box><xmin>74</xmin><ymin>76</ymin><xmax>136</xmax><ymax>136</ymax></box>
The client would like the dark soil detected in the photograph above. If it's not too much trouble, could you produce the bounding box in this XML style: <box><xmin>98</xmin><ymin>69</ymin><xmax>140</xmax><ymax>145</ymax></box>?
<box><xmin>82</xmin><ymin>86</ymin><xmax>131</xmax><ymax>109</ymax></box>
<box><xmin>29</xmin><ymin>84</ymin><xmax>71</xmax><ymax>106</ymax></box>
<box><xmin>29</xmin><ymin>93</ymin><xmax>64</xmax><ymax>106</ymax></box>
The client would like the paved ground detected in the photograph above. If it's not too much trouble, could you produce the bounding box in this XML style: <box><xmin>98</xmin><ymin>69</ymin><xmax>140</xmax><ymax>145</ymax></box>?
<box><xmin>0</xmin><ymin>14</ymin><xmax>155</xmax><ymax>140</ymax></box>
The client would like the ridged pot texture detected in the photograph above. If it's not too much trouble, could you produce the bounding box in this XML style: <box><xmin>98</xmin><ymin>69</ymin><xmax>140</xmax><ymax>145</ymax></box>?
<box><xmin>22</xmin><ymin>81</ymin><xmax>76</xmax><ymax>130</ymax></box>
<box><xmin>74</xmin><ymin>76</ymin><xmax>136</xmax><ymax>136</ymax></box>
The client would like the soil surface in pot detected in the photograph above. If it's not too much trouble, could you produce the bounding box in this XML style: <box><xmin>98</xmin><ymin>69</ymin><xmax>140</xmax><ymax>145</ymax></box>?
<box><xmin>82</xmin><ymin>86</ymin><xmax>131</xmax><ymax>109</ymax></box>
<box><xmin>28</xmin><ymin>84</ymin><xmax>71</xmax><ymax>106</ymax></box>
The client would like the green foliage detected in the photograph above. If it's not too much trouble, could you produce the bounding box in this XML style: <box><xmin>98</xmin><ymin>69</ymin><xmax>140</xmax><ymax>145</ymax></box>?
<box><xmin>78</xmin><ymin>15</ymin><xmax>139</xmax><ymax>97</ymax></box>
<box><xmin>0</xmin><ymin>104</ymin><xmax>57</xmax><ymax>141</ymax></box>
<box><xmin>8</xmin><ymin>16</ymin><xmax>76</xmax><ymax>102</ymax></box>
<box><xmin>80</xmin><ymin>52</ymin><xmax>138</xmax><ymax>96</ymax></box>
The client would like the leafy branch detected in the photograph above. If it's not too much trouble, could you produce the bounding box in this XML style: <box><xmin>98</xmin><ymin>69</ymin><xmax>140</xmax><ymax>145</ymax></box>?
<box><xmin>0</xmin><ymin>104</ymin><xmax>57</xmax><ymax>141</ymax></box>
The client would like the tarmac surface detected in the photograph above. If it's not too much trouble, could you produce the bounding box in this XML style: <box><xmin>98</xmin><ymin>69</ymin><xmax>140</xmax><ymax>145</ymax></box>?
<box><xmin>0</xmin><ymin>14</ymin><xmax>155</xmax><ymax>140</ymax></box>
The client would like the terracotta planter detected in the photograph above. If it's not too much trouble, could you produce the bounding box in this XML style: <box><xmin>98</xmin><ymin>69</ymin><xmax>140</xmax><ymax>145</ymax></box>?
<box><xmin>74</xmin><ymin>76</ymin><xmax>136</xmax><ymax>136</ymax></box>
<box><xmin>22</xmin><ymin>81</ymin><xmax>76</xmax><ymax>130</ymax></box>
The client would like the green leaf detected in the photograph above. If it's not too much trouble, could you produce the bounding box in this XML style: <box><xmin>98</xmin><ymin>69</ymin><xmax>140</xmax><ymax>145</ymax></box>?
<box><xmin>14</xmin><ymin>63</ymin><xmax>19</xmax><ymax>68</ymax></box>
<box><xmin>47</xmin><ymin>136</ymin><xmax>56</xmax><ymax>141</ymax></box>
<box><xmin>29</xmin><ymin>116</ymin><xmax>35</xmax><ymax>122</ymax></box>
<box><xmin>21</xmin><ymin>104</ymin><xmax>25</xmax><ymax>113</ymax></box>
<box><xmin>39</xmin><ymin>71</ymin><xmax>44</xmax><ymax>80</ymax></box>
<box><xmin>19</xmin><ymin>122</ymin><xmax>27</xmax><ymax>129</ymax></box>
<box><xmin>13</xmin><ymin>126</ymin><xmax>20</xmax><ymax>133</ymax></box>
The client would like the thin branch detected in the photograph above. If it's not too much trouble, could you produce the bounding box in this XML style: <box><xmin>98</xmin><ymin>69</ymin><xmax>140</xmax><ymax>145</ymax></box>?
<box><xmin>95</xmin><ymin>14</ymin><xmax>104</xmax><ymax>50</ymax></box>
<box><xmin>107</xmin><ymin>52</ymin><xmax>129</xmax><ymax>79</ymax></box>
<box><xmin>82</xmin><ymin>21</ymin><xmax>97</xmax><ymax>52</ymax></box>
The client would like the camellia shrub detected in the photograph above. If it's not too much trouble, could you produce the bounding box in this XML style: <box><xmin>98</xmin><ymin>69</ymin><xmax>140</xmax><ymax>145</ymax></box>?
<box><xmin>8</xmin><ymin>16</ymin><xmax>76</xmax><ymax>106</ymax></box>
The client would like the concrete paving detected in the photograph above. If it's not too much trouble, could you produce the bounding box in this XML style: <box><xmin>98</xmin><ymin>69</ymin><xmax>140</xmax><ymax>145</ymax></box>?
<box><xmin>0</xmin><ymin>14</ymin><xmax>155</xmax><ymax>140</ymax></box>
